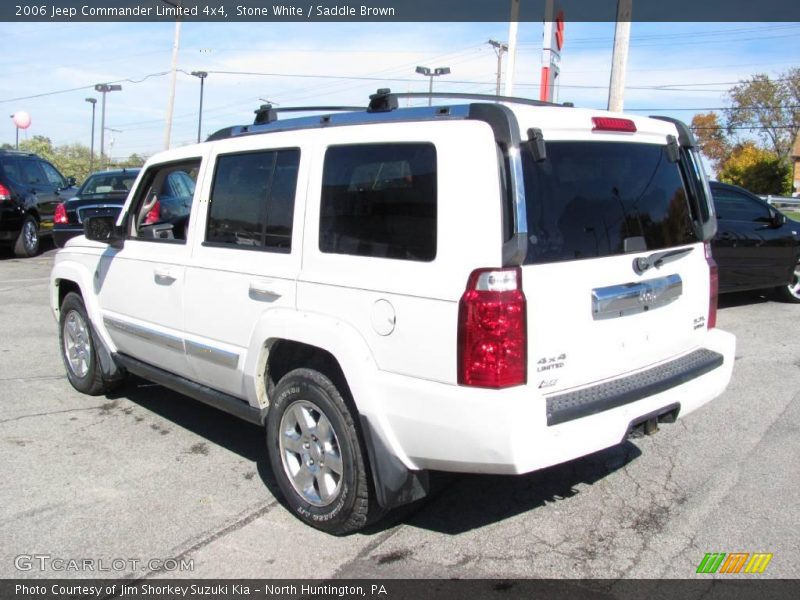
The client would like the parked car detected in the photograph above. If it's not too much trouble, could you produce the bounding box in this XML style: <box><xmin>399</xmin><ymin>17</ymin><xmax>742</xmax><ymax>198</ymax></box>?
<box><xmin>51</xmin><ymin>91</ymin><xmax>735</xmax><ymax>534</ymax></box>
<box><xmin>54</xmin><ymin>168</ymin><xmax>140</xmax><ymax>248</ymax></box>
<box><xmin>0</xmin><ymin>149</ymin><xmax>77</xmax><ymax>257</ymax></box>
<box><xmin>710</xmin><ymin>181</ymin><xmax>800</xmax><ymax>302</ymax></box>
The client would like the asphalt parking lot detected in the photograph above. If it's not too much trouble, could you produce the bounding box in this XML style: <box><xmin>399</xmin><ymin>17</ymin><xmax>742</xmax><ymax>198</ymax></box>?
<box><xmin>1</xmin><ymin>243</ymin><xmax>798</xmax><ymax>580</ymax></box>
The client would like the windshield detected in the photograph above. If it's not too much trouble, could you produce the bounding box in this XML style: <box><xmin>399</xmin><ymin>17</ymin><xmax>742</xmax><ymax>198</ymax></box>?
<box><xmin>521</xmin><ymin>141</ymin><xmax>697</xmax><ymax>264</ymax></box>
<box><xmin>79</xmin><ymin>172</ymin><xmax>139</xmax><ymax>196</ymax></box>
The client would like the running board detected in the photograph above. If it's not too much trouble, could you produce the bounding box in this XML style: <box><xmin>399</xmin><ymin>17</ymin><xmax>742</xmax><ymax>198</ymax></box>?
<box><xmin>113</xmin><ymin>353</ymin><xmax>266</xmax><ymax>426</ymax></box>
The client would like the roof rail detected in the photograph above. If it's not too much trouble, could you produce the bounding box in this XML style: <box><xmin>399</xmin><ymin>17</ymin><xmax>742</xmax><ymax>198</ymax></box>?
<box><xmin>377</xmin><ymin>91</ymin><xmax>568</xmax><ymax>109</ymax></box>
<box><xmin>254</xmin><ymin>103</ymin><xmax>367</xmax><ymax>125</ymax></box>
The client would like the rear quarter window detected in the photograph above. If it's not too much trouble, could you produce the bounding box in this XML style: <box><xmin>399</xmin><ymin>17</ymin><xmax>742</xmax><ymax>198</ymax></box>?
<box><xmin>523</xmin><ymin>141</ymin><xmax>697</xmax><ymax>264</ymax></box>
<box><xmin>319</xmin><ymin>143</ymin><xmax>437</xmax><ymax>262</ymax></box>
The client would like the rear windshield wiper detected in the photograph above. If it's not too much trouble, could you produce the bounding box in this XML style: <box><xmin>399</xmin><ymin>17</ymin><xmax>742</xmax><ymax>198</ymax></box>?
<box><xmin>633</xmin><ymin>247</ymin><xmax>694</xmax><ymax>275</ymax></box>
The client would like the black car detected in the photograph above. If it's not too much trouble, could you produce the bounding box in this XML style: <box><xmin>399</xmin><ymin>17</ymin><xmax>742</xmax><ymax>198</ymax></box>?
<box><xmin>710</xmin><ymin>181</ymin><xmax>800</xmax><ymax>302</ymax></box>
<box><xmin>53</xmin><ymin>168</ymin><xmax>140</xmax><ymax>248</ymax></box>
<box><xmin>0</xmin><ymin>149</ymin><xmax>77</xmax><ymax>257</ymax></box>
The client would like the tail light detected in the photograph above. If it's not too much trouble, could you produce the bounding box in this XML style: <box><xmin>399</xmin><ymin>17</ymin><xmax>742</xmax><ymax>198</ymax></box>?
<box><xmin>0</xmin><ymin>183</ymin><xmax>11</xmax><ymax>201</ymax></box>
<box><xmin>704</xmin><ymin>242</ymin><xmax>718</xmax><ymax>329</ymax></box>
<box><xmin>458</xmin><ymin>267</ymin><xmax>527</xmax><ymax>388</ymax></box>
<box><xmin>54</xmin><ymin>202</ymin><xmax>68</xmax><ymax>225</ymax></box>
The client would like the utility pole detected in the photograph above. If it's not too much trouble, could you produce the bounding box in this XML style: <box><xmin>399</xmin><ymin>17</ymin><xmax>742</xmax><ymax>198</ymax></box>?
<box><xmin>608</xmin><ymin>0</ymin><xmax>632</xmax><ymax>112</ymax></box>
<box><xmin>163</xmin><ymin>0</ymin><xmax>182</xmax><ymax>150</ymax></box>
<box><xmin>504</xmin><ymin>0</ymin><xmax>521</xmax><ymax>96</ymax></box>
<box><xmin>487</xmin><ymin>40</ymin><xmax>508</xmax><ymax>96</ymax></box>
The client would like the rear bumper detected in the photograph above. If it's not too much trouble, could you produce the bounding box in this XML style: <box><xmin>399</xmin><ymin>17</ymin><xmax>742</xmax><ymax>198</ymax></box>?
<box><xmin>369</xmin><ymin>328</ymin><xmax>736</xmax><ymax>475</ymax></box>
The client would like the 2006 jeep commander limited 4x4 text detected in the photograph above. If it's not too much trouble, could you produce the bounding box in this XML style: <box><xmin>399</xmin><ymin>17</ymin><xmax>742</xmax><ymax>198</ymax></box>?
<box><xmin>51</xmin><ymin>91</ymin><xmax>735</xmax><ymax>534</ymax></box>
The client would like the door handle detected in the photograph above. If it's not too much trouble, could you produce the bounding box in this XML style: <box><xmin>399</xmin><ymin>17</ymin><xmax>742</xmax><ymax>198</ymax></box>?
<box><xmin>249</xmin><ymin>280</ymin><xmax>281</xmax><ymax>300</ymax></box>
<box><xmin>154</xmin><ymin>268</ymin><xmax>177</xmax><ymax>284</ymax></box>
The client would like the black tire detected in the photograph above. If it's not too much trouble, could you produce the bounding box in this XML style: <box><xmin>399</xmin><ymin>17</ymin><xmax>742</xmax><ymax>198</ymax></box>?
<box><xmin>775</xmin><ymin>263</ymin><xmax>800</xmax><ymax>304</ymax></box>
<box><xmin>14</xmin><ymin>215</ymin><xmax>40</xmax><ymax>258</ymax></box>
<box><xmin>266</xmin><ymin>368</ymin><xmax>372</xmax><ymax>535</ymax></box>
<box><xmin>59</xmin><ymin>292</ymin><xmax>116</xmax><ymax>396</ymax></box>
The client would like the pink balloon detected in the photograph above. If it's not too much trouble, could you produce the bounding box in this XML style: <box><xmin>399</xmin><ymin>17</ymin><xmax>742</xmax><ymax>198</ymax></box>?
<box><xmin>12</xmin><ymin>111</ymin><xmax>31</xmax><ymax>129</ymax></box>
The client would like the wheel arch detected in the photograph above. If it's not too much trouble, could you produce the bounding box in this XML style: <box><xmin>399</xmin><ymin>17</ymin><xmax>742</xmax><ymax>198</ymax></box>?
<box><xmin>245</xmin><ymin>310</ymin><xmax>429</xmax><ymax>510</ymax></box>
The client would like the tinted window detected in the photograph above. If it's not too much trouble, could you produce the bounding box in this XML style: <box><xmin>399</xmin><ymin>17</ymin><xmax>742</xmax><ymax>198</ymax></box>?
<box><xmin>713</xmin><ymin>190</ymin><xmax>770</xmax><ymax>222</ymax></box>
<box><xmin>0</xmin><ymin>158</ymin><xmax>21</xmax><ymax>183</ymax></box>
<box><xmin>319</xmin><ymin>143</ymin><xmax>437</xmax><ymax>261</ymax></box>
<box><xmin>40</xmin><ymin>162</ymin><xmax>65</xmax><ymax>188</ymax></box>
<box><xmin>18</xmin><ymin>160</ymin><xmax>46</xmax><ymax>185</ymax></box>
<box><xmin>206</xmin><ymin>149</ymin><xmax>299</xmax><ymax>252</ymax></box>
<box><xmin>522</xmin><ymin>142</ymin><xmax>697</xmax><ymax>264</ymax></box>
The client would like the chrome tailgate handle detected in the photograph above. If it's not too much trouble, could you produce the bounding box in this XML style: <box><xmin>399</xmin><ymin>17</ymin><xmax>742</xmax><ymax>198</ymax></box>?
<box><xmin>592</xmin><ymin>274</ymin><xmax>682</xmax><ymax>320</ymax></box>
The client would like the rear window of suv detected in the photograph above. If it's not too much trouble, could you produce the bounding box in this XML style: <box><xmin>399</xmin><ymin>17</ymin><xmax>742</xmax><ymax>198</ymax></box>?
<box><xmin>522</xmin><ymin>141</ymin><xmax>697</xmax><ymax>264</ymax></box>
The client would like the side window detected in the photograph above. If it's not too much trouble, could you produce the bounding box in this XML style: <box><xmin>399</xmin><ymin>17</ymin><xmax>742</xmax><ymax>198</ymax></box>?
<box><xmin>319</xmin><ymin>143</ymin><xmax>437</xmax><ymax>261</ymax></box>
<box><xmin>40</xmin><ymin>161</ymin><xmax>66</xmax><ymax>189</ymax></box>
<box><xmin>206</xmin><ymin>148</ymin><xmax>300</xmax><ymax>252</ymax></box>
<box><xmin>0</xmin><ymin>158</ymin><xmax>22</xmax><ymax>183</ymax></box>
<box><xmin>713</xmin><ymin>190</ymin><xmax>771</xmax><ymax>222</ymax></box>
<box><xmin>18</xmin><ymin>159</ymin><xmax>46</xmax><ymax>185</ymax></box>
<box><xmin>128</xmin><ymin>159</ymin><xmax>201</xmax><ymax>243</ymax></box>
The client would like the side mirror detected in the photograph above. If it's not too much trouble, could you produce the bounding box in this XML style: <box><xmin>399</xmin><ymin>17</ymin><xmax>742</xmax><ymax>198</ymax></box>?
<box><xmin>84</xmin><ymin>215</ymin><xmax>125</xmax><ymax>248</ymax></box>
<box><xmin>771</xmin><ymin>210</ymin><xmax>786</xmax><ymax>228</ymax></box>
<box><xmin>66</xmin><ymin>176</ymin><xmax>77</xmax><ymax>188</ymax></box>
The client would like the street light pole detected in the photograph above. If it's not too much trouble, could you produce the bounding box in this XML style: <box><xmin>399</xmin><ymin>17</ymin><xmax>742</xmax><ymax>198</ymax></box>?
<box><xmin>85</xmin><ymin>97</ymin><xmax>97</xmax><ymax>173</ymax></box>
<box><xmin>94</xmin><ymin>84</ymin><xmax>122</xmax><ymax>169</ymax></box>
<box><xmin>190</xmin><ymin>71</ymin><xmax>208</xmax><ymax>143</ymax></box>
<box><xmin>415</xmin><ymin>66</ymin><xmax>451</xmax><ymax>106</ymax></box>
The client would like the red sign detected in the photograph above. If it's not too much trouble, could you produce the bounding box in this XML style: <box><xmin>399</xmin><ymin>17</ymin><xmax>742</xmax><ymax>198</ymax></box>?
<box><xmin>555</xmin><ymin>10</ymin><xmax>565</xmax><ymax>51</ymax></box>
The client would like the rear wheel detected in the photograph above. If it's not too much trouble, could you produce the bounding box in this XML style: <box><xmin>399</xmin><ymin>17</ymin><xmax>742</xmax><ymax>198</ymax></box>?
<box><xmin>14</xmin><ymin>215</ymin><xmax>40</xmax><ymax>258</ymax></box>
<box><xmin>266</xmin><ymin>368</ymin><xmax>372</xmax><ymax>534</ymax></box>
<box><xmin>775</xmin><ymin>262</ymin><xmax>800</xmax><ymax>303</ymax></box>
<box><xmin>59</xmin><ymin>292</ymin><xmax>118</xmax><ymax>395</ymax></box>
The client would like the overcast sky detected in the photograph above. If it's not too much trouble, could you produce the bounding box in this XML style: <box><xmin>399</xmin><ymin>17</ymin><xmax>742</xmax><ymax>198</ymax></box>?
<box><xmin>0</xmin><ymin>21</ymin><xmax>797</xmax><ymax>161</ymax></box>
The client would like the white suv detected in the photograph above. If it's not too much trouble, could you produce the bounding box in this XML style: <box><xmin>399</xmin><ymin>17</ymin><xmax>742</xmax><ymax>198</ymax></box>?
<box><xmin>51</xmin><ymin>91</ymin><xmax>735</xmax><ymax>534</ymax></box>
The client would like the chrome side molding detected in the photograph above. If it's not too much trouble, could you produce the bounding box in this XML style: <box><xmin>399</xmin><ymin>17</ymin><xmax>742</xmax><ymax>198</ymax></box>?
<box><xmin>104</xmin><ymin>316</ymin><xmax>240</xmax><ymax>369</ymax></box>
<box><xmin>592</xmin><ymin>274</ymin><xmax>682</xmax><ymax>320</ymax></box>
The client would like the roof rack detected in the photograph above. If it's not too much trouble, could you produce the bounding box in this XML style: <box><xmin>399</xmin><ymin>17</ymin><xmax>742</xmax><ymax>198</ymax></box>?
<box><xmin>367</xmin><ymin>89</ymin><xmax>567</xmax><ymax>112</ymax></box>
<box><xmin>254</xmin><ymin>104</ymin><xmax>366</xmax><ymax>125</ymax></box>
<box><xmin>207</xmin><ymin>88</ymin><xmax>572</xmax><ymax>141</ymax></box>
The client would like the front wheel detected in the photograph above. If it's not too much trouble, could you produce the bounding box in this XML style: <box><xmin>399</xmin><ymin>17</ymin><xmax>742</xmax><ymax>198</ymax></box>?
<box><xmin>59</xmin><ymin>292</ymin><xmax>118</xmax><ymax>395</ymax></box>
<box><xmin>266</xmin><ymin>368</ymin><xmax>372</xmax><ymax>534</ymax></box>
<box><xmin>775</xmin><ymin>262</ymin><xmax>800</xmax><ymax>303</ymax></box>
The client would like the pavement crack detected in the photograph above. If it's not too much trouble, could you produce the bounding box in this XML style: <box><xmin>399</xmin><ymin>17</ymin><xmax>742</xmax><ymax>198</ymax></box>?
<box><xmin>0</xmin><ymin>405</ymin><xmax>105</xmax><ymax>425</ymax></box>
<box><xmin>0</xmin><ymin>374</ymin><xmax>66</xmax><ymax>382</ymax></box>
<box><xmin>137</xmin><ymin>500</ymin><xmax>279</xmax><ymax>581</ymax></box>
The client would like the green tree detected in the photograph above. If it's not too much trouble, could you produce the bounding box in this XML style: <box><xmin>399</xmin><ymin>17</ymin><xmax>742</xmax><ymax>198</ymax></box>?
<box><xmin>725</xmin><ymin>68</ymin><xmax>800</xmax><ymax>162</ymax></box>
<box><xmin>717</xmin><ymin>142</ymin><xmax>790</xmax><ymax>194</ymax></box>
<box><xmin>19</xmin><ymin>136</ymin><xmax>56</xmax><ymax>163</ymax></box>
